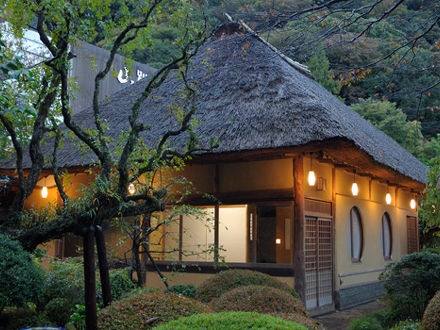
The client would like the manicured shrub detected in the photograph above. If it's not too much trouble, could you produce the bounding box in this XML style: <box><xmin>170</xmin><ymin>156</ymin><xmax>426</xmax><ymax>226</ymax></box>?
<box><xmin>212</xmin><ymin>285</ymin><xmax>306</xmax><ymax>315</ymax></box>
<box><xmin>422</xmin><ymin>291</ymin><xmax>440</xmax><ymax>330</ymax></box>
<box><xmin>379</xmin><ymin>251</ymin><xmax>440</xmax><ymax>322</ymax></box>
<box><xmin>348</xmin><ymin>315</ymin><xmax>383</xmax><ymax>330</ymax></box>
<box><xmin>98</xmin><ymin>291</ymin><xmax>211</xmax><ymax>329</ymax></box>
<box><xmin>44</xmin><ymin>297</ymin><xmax>72</xmax><ymax>326</ymax></box>
<box><xmin>0</xmin><ymin>233</ymin><xmax>45</xmax><ymax>311</ymax></box>
<box><xmin>211</xmin><ymin>285</ymin><xmax>321</xmax><ymax>329</ymax></box>
<box><xmin>153</xmin><ymin>311</ymin><xmax>307</xmax><ymax>330</ymax></box>
<box><xmin>195</xmin><ymin>269</ymin><xmax>298</xmax><ymax>303</ymax></box>
<box><xmin>390</xmin><ymin>320</ymin><xmax>422</xmax><ymax>330</ymax></box>
<box><xmin>165</xmin><ymin>284</ymin><xmax>196</xmax><ymax>298</ymax></box>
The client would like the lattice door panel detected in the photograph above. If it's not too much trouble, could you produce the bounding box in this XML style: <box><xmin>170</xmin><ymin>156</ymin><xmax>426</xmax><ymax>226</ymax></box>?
<box><xmin>305</xmin><ymin>216</ymin><xmax>333</xmax><ymax>309</ymax></box>
<box><xmin>407</xmin><ymin>216</ymin><xmax>418</xmax><ymax>254</ymax></box>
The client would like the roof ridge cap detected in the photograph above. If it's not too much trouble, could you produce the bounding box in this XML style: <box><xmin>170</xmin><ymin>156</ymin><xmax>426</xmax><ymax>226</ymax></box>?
<box><xmin>224</xmin><ymin>13</ymin><xmax>313</xmax><ymax>79</ymax></box>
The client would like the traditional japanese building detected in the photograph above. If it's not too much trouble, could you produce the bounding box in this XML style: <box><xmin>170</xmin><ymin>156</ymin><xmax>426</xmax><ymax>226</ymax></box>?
<box><xmin>0</xmin><ymin>23</ymin><xmax>427</xmax><ymax>312</ymax></box>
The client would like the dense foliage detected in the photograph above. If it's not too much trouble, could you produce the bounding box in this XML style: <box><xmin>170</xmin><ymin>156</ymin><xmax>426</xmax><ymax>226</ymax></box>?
<box><xmin>0</xmin><ymin>233</ymin><xmax>45</xmax><ymax>311</ymax></box>
<box><xmin>98</xmin><ymin>291</ymin><xmax>211</xmax><ymax>330</ymax></box>
<box><xmin>195</xmin><ymin>269</ymin><xmax>298</xmax><ymax>303</ymax></box>
<box><xmin>379</xmin><ymin>251</ymin><xmax>440</xmax><ymax>322</ymax></box>
<box><xmin>153</xmin><ymin>311</ymin><xmax>307</xmax><ymax>330</ymax></box>
<box><xmin>348</xmin><ymin>314</ymin><xmax>383</xmax><ymax>330</ymax></box>
<box><xmin>422</xmin><ymin>291</ymin><xmax>440</xmax><ymax>330</ymax></box>
<box><xmin>44</xmin><ymin>297</ymin><xmax>72</xmax><ymax>327</ymax></box>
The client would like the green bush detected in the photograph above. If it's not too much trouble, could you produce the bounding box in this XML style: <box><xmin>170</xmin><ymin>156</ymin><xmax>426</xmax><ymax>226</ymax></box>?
<box><xmin>40</xmin><ymin>258</ymin><xmax>84</xmax><ymax>309</ymax></box>
<box><xmin>44</xmin><ymin>297</ymin><xmax>72</xmax><ymax>326</ymax></box>
<box><xmin>165</xmin><ymin>284</ymin><xmax>196</xmax><ymax>298</ymax></box>
<box><xmin>195</xmin><ymin>269</ymin><xmax>299</xmax><ymax>303</ymax></box>
<box><xmin>108</xmin><ymin>267</ymin><xmax>136</xmax><ymax>301</ymax></box>
<box><xmin>348</xmin><ymin>315</ymin><xmax>383</xmax><ymax>330</ymax></box>
<box><xmin>153</xmin><ymin>311</ymin><xmax>307</xmax><ymax>330</ymax></box>
<box><xmin>422</xmin><ymin>291</ymin><xmax>440</xmax><ymax>330</ymax></box>
<box><xmin>0</xmin><ymin>307</ymin><xmax>52</xmax><ymax>329</ymax></box>
<box><xmin>379</xmin><ymin>251</ymin><xmax>440</xmax><ymax>322</ymax></box>
<box><xmin>0</xmin><ymin>233</ymin><xmax>45</xmax><ymax>311</ymax></box>
<box><xmin>211</xmin><ymin>285</ymin><xmax>321</xmax><ymax>329</ymax></box>
<box><xmin>98</xmin><ymin>291</ymin><xmax>211</xmax><ymax>329</ymax></box>
<box><xmin>390</xmin><ymin>320</ymin><xmax>422</xmax><ymax>330</ymax></box>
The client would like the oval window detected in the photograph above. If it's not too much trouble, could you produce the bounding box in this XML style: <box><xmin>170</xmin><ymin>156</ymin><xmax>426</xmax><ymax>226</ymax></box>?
<box><xmin>347</xmin><ymin>207</ymin><xmax>363</xmax><ymax>262</ymax></box>
<box><xmin>381</xmin><ymin>213</ymin><xmax>392</xmax><ymax>260</ymax></box>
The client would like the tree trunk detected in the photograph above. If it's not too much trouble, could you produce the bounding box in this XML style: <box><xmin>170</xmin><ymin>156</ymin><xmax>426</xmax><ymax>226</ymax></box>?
<box><xmin>95</xmin><ymin>225</ymin><xmax>112</xmax><ymax>307</ymax></box>
<box><xmin>83</xmin><ymin>227</ymin><xmax>97</xmax><ymax>330</ymax></box>
<box><xmin>132</xmin><ymin>239</ymin><xmax>144</xmax><ymax>287</ymax></box>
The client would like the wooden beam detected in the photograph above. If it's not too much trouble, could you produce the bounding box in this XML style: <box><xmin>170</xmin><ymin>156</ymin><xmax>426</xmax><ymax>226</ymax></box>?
<box><xmin>293</xmin><ymin>156</ymin><xmax>306</xmax><ymax>301</ymax></box>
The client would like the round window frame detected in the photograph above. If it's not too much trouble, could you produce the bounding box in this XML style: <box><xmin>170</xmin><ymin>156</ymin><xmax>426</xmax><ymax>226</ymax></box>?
<box><xmin>348</xmin><ymin>207</ymin><xmax>363</xmax><ymax>263</ymax></box>
<box><xmin>381</xmin><ymin>212</ymin><xmax>392</xmax><ymax>261</ymax></box>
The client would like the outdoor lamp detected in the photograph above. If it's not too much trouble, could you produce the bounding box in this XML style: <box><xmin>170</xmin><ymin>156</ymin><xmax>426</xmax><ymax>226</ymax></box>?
<box><xmin>41</xmin><ymin>186</ymin><xmax>48</xmax><ymax>199</ymax></box>
<box><xmin>128</xmin><ymin>183</ymin><xmax>136</xmax><ymax>195</ymax></box>
<box><xmin>410</xmin><ymin>199</ymin><xmax>417</xmax><ymax>209</ymax></box>
<box><xmin>307</xmin><ymin>154</ymin><xmax>316</xmax><ymax>186</ymax></box>
<box><xmin>351</xmin><ymin>170</ymin><xmax>359</xmax><ymax>196</ymax></box>
<box><xmin>386</xmin><ymin>193</ymin><xmax>392</xmax><ymax>205</ymax></box>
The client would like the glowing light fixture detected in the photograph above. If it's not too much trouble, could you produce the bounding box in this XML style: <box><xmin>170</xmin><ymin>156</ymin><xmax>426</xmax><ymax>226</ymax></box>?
<box><xmin>307</xmin><ymin>154</ymin><xmax>316</xmax><ymax>186</ymax></box>
<box><xmin>275</xmin><ymin>238</ymin><xmax>281</xmax><ymax>245</ymax></box>
<box><xmin>41</xmin><ymin>186</ymin><xmax>48</xmax><ymax>199</ymax></box>
<box><xmin>128</xmin><ymin>183</ymin><xmax>136</xmax><ymax>195</ymax></box>
<box><xmin>351</xmin><ymin>170</ymin><xmax>359</xmax><ymax>196</ymax></box>
<box><xmin>410</xmin><ymin>199</ymin><xmax>417</xmax><ymax>210</ymax></box>
<box><xmin>386</xmin><ymin>193</ymin><xmax>392</xmax><ymax>205</ymax></box>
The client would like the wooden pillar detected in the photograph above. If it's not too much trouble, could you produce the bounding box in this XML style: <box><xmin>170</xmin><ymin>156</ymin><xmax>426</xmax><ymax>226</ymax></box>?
<box><xmin>293</xmin><ymin>156</ymin><xmax>305</xmax><ymax>301</ymax></box>
<box><xmin>214</xmin><ymin>164</ymin><xmax>219</xmax><ymax>263</ymax></box>
<box><xmin>83</xmin><ymin>226</ymin><xmax>97</xmax><ymax>330</ymax></box>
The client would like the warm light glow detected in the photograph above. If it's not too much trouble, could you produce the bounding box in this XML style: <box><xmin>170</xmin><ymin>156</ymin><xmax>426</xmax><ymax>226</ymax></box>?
<box><xmin>307</xmin><ymin>170</ymin><xmax>316</xmax><ymax>186</ymax></box>
<box><xmin>276</xmin><ymin>238</ymin><xmax>281</xmax><ymax>245</ymax></box>
<box><xmin>386</xmin><ymin>193</ymin><xmax>392</xmax><ymax>205</ymax></box>
<box><xmin>41</xmin><ymin>186</ymin><xmax>48</xmax><ymax>199</ymax></box>
<box><xmin>410</xmin><ymin>199</ymin><xmax>417</xmax><ymax>209</ymax></box>
<box><xmin>128</xmin><ymin>183</ymin><xmax>136</xmax><ymax>195</ymax></box>
<box><xmin>351</xmin><ymin>182</ymin><xmax>359</xmax><ymax>196</ymax></box>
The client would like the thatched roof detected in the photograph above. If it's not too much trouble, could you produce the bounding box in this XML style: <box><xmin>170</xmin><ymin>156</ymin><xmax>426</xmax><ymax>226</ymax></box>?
<box><xmin>1</xmin><ymin>23</ymin><xmax>428</xmax><ymax>185</ymax></box>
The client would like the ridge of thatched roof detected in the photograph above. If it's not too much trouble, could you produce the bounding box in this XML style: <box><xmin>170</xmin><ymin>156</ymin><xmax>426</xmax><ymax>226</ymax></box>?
<box><xmin>1</xmin><ymin>24</ymin><xmax>428</xmax><ymax>185</ymax></box>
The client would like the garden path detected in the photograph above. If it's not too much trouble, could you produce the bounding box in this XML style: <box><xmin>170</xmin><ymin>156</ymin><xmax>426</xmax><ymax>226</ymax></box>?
<box><xmin>315</xmin><ymin>300</ymin><xmax>384</xmax><ymax>330</ymax></box>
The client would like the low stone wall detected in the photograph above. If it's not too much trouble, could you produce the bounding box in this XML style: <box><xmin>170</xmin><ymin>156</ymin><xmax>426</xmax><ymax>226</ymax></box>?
<box><xmin>336</xmin><ymin>281</ymin><xmax>385</xmax><ymax>310</ymax></box>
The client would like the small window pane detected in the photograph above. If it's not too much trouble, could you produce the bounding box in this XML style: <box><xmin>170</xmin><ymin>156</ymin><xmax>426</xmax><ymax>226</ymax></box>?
<box><xmin>381</xmin><ymin>213</ymin><xmax>392</xmax><ymax>259</ymax></box>
<box><xmin>347</xmin><ymin>207</ymin><xmax>363</xmax><ymax>262</ymax></box>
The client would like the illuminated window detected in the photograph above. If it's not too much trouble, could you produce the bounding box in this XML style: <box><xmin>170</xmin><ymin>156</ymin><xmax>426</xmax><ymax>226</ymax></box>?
<box><xmin>347</xmin><ymin>207</ymin><xmax>363</xmax><ymax>262</ymax></box>
<box><xmin>381</xmin><ymin>213</ymin><xmax>392</xmax><ymax>260</ymax></box>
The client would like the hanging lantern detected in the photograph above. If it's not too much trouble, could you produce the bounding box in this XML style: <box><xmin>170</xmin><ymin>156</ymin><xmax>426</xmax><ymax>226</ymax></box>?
<box><xmin>410</xmin><ymin>199</ymin><xmax>417</xmax><ymax>210</ymax></box>
<box><xmin>351</xmin><ymin>170</ymin><xmax>359</xmax><ymax>196</ymax></box>
<box><xmin>351</xmin><ymin>182</ymin><xmax>359</xmax><ymax>196</ymax></box>
<box><xmin>386</xmin><ymin>193</ymin><xmax>392</xmax><ymax>205</ymax></box>
<box><xmin>307</xmin><ymin>170</ymin><xmax>316</xmax><ymax>186</ymax></box>
<box><xmin>128</xmin><ymin>183</ymin><xmax>136</xmax><ymax>195</ymax></box>
<box><xmin>41</xmin><ymin>186</ymin><xmax>48</xmax><ymax>199</ymax></box>
<box><xmin>307</xmin><ymin>154</ymin><xmax>316</xmax><ymax>186</ymax></box>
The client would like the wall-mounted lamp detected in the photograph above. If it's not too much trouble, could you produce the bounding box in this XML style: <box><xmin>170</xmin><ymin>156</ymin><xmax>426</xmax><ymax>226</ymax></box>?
<box><xmin>275</xmin><ymin>238</ymin><xmax>281</xmax><ymax>245</ymax></box>
<box><xmin>307</xmin><ymin>154</ymin><xmax>316</xmax><ymax>186</ymax></box>
<box><xmin>351</xmin><ymin>170</ymin><xmax>359</xmax><ymax>196</ymax></box>
<box><xmin>410</xmin><ymin>199</ymin><xmax>417</xmax><ymax>210</ymax></box>
<box><xmin>128</xmin><ymin>183</ymin><xmax>136</xmax><ymax>195</ymax></box>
